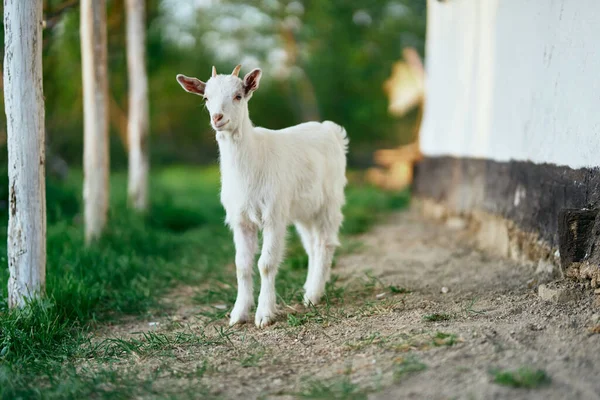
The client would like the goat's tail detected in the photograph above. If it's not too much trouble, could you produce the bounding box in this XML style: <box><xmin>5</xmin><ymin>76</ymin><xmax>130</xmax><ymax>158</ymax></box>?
<box><xmin>323</xmin><ymin>121</ymin><xmax>349</xmax><ymax>154</ymax></box>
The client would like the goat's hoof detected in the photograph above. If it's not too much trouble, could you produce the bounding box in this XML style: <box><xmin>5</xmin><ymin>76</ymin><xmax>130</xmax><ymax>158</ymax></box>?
<box><xmin>303</xmin><ymin>293</ymin><xmax>322</xmax><ymax>307</ymax></box>
<box><xmin>254</xmin><ymin>309</ymin><xmax>275</xmax><ymax>328</ymax></box>
<box><xmin>229</xmin><ymin>315</ymin><xmax>249</xmax><ymax>326</ymax></box>
<box><xmin>229</xmin><ymin>306</ymin><xmax>251</xmax><ymax>326</ymax></box>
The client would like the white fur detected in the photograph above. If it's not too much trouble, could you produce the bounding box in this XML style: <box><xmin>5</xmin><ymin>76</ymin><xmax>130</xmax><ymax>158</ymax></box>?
<box><xmin>176</xmin><ymin>67</ymin><xmax>348</xmax><ymax>328</ymax></box>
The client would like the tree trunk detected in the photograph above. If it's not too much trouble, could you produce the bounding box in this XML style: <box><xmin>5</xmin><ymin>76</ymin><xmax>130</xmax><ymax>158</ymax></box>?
<box><xmin>126</xmin><ymin>0</ymin><xmax>149</xmax><ymax>211</ymax></box>
<box><xmin>80</xmin><ymin>0</ymin><xmax>109</xmax><ymax>243</ymax></box>
<box><xmin>4</xmin><ymin>0</ymin><xmax>47</xmax><ymax>308</ymax></box>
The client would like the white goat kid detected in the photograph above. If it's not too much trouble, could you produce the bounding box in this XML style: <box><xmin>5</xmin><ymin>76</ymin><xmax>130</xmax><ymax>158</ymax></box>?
<box><xmin>176</xmin><ymin>65</ymin><xmax>348</xmax><ymax>328</ymax></box>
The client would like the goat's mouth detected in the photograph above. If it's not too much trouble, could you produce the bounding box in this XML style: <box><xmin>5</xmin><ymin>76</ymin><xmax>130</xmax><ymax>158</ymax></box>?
<box><xmin>213</xmin><ymin>120</ymin><xmax>230</xmax><ymax>130</ymax></box>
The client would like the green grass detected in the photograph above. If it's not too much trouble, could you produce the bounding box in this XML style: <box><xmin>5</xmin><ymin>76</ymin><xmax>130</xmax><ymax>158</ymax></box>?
<box><xmin>394</xmin><ymin>355</ymin><xmax>427</xmax><ymax>381</ymax></box>
<box><xmin>463</xmin><ymin>298</ymin><xmax>486</xmax><ymax>316</ymax></box>
<box><xmin>491</xmin><ymin>367</ymin><xmax>551</xmax><ymax>389</ymax></box>
<box><xmin>298</xmin><ymin>367</ymin><xmax>367</xmax><ymax>400</ymax></box>
<box><xmin>0</xmin><ymin>166</ymin><xmax>408</xmax><ymax>398</ymax></box>
<box><xmin>422</xmin><ymin>313</ymin><xmax>453</xmax><ymax>322</ymax></box>
<box><xmin>89</xmin><ymin>329</ymin><xmax>228</xmax><ymax>360</ymax></box>
<box><xmin>432</xmin><ymin>332</ymin><xmax>458</xmax><ymax>347</ymax></box>
<box><xmin>344</xmin><ymin>330</ymin><xmax>460</xmax><ymax>353</ymax></box>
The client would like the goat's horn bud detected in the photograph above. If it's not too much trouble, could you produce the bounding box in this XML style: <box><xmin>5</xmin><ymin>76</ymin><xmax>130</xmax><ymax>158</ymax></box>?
<box><xmin>232</xmin><ymin>64</ymin><xmax>242</xmax><ymax>77</ymax></box>
<box><xmin>212</xmin><ymin>66</ymin><xmax>217</xmax><ymax>77</ymax></box>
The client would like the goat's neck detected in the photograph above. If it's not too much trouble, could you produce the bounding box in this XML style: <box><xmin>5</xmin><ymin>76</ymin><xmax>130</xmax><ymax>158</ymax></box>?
<box><xmin>217</xmin><ymin>106</ymin><xmax>257</xmax><ymax>175</ymax></box>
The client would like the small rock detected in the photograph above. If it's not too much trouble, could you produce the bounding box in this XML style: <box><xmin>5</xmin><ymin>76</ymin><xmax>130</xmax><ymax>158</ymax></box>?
<box><xmin>376</xmin><ymin>292</ymin><xmax>386</xmax><ymax>299</ymax></box>
<box><xmin>535</xmin><ymin>260</ymin><xmax>556</xmax><ymax>281</ymax></box>
<box><xmin>591</xmin><ymin>314</ymin><xmax>600</xmax><ymax>324</ymax></box>
<box><xmin>528</xmin><ymin>323</ymin><xmax>543</xmax><ymax>331</ymax></box>
<box><xmin>148</xmin><ymin>322</ymin><xmax>160</xmax><ymax>327</ymax></box>
<box><xmin>441</xmin><ymin>286</ymin><xmax>449</xmax><ymax>294</ymax></box>
<box><xmin>538</xmin><ymin>284</ymin><xmax>579</xmax><ymax>303</ymax></box>
<box><xmin>446</xmin><ymin>217</ymin><xmax>467</xmax><ymax>230</ymax></box>
<box><xmin>214</xmin><ymin>304</ymin><xmax>228</xmax><ymax>310</ymax></box>
<box><xmin>594</xmin><ymin>289</ymin><xmax>600</xmax><ymax>295</ymax></box>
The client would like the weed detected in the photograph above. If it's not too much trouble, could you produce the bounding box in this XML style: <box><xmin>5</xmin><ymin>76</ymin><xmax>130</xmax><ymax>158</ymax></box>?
<box><xmin>463</xmin><ymin>298</ymin><xmax>486</xmax><ymax>316</ymax></box>
<box><xmin>287</xmin><ymin>313</ymin><xmax>307</xmax><ymax>327</ymax></box>
<box><xmin>491</xmin><ymin>367</ymin><xmax>551</xmax><ymax>389</ymax></box>
<box><xmin>389</xmin><ymin>285</ymin><xmax>411</xmax><ymax>294</ymax></box>
<box><xmin>298</xmin><ymin>367</ymin><xmax>366</xmax><ymax>399</ymax></box>
<box><xmin>239</xmin><ymin>349</ymin><xmax>265</xmax><ymax>367</ymax></box>
<box><xmin>423</xmin><ymin>313</ymin><xmax>453</xmax><ymax>322</ymax></box>
<box><xmin>394</xmin><ymin>355</ymin><xmax>427</xmax><ymax>381</ymax></box>
<box><xmin>432</xmin><ymin>332</ymin><xmax>458</xmax><ymax>347</ymax></box>
<box><xmin>89</xmin><ymin>329</ymin><xmax>227</xmax><ymax>360</ymax></box>
<box><xmin>345</xmin><ymin>332</ymin><xmax>385</xmax><ymax>350</ymax></box>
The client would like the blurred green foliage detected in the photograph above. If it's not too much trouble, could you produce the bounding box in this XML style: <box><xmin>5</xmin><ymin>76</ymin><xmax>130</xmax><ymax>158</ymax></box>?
<box><xmin>0</xmin><ymin>0</ymin><xmax>425</xmax><ymax>168</ymax></box>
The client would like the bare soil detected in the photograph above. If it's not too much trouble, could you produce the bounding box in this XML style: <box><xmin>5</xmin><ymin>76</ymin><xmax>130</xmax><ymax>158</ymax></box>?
<box><xmin>92</xmin><ymin>210</ymin><xmax>600</xmax><ymax>399</ymax></box>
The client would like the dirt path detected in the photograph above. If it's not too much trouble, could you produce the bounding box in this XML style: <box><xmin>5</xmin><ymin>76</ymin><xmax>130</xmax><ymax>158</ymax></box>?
<box><xmin>92</xmin><ymin>210</ymin><xmax>600</xmax><ymax>399</ymax></box>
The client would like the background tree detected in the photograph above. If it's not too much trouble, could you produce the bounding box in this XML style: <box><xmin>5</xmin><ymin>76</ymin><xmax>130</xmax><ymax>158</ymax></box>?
<box><xmin>4</xmin><ymin>0</ymin><xmax>47</xmax><ymax>308</ymax></box>
<box><xmin>80</xmin><ymin>0</ymin><xmax>109</xmax><ymax>243</ymax></box>
<box><xmin>126</xmin><ymin>0</ymin><xmax>149</xmax><ymax>211</ymax></box>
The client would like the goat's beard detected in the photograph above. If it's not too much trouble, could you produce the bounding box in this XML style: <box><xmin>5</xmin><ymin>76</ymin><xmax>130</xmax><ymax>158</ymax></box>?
<box><xmin>215</xmin><ymin>125</ymin><xmax>242</xmax><ymax>141</ymax></box>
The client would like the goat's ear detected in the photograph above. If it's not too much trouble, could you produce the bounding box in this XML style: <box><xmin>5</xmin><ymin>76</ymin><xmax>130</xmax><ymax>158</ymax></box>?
<box><xmin>243</xmin><ymin>68</ymin><xmax>262</xmax><ymax>96</ymax></box>
<box><xmin>176</xmin><ymin>74</ymin><xmax>206</xmax><ymax>96</ymax></box>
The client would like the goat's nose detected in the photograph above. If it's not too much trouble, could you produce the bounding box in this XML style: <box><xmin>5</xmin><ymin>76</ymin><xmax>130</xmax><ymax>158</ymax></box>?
<box><xmin>212</xmin><ymin>113</ymin><xmax>224</xmax><ymax>123</ymax></box>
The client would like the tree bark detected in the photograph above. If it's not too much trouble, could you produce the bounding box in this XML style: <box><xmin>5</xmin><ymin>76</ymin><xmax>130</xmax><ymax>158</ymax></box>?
<box><xmin>4</xmin><ymin>0</ymin><xmax>47</xmax><ymax>308</ymax></box>
<box><xmin>126</xmin><ymin>0</ymin><xmax>149</xmax><ymax>211</ymax></box>
<box><xmin>80</xmin><ymin>0</ymin><xmax>109</xmax><ymax>243</ymax></box>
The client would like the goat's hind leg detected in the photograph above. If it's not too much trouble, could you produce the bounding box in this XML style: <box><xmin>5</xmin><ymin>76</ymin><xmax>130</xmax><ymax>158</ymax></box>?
<box><xmin>303</xmin><ymin>211</ymin><xmax>342</xmax><ymax>306</ymax></box>
<box><xmin>295</xmin><ymin>222</ymin><xmax>316</xmax><ymax>297</ymax></box>
<box><xmin>230</xmin><ymin>222</ymin><xmax>258</xmax><ymax>326</ymax></box>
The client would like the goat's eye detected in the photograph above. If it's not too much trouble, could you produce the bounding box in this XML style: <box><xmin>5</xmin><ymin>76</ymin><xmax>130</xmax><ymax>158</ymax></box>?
<box><xmin>235</xmin><ymin>94</ymin><xmax>242</xmax><ymax>101</ymax></box>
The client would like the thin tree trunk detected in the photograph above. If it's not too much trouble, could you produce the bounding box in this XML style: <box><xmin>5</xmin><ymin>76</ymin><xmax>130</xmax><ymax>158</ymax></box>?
<box><xmin>126</xmin><ymin>0</ymin><xmax>149</xmax><ymax>211</ymax></box>
<box><xmin>4</xmin><ymin>0</ymin><xmax>47</xmax><ymax>308</ymax></box>
<box><xmin>80</xmin><ymin>0</ymin><xmax>109</xmax><ymax>243</ymax></box>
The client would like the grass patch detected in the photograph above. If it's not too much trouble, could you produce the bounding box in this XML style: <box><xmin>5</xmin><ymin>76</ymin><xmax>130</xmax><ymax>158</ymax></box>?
<box><xmin>286</xmin><ymin>299</ymin><xmax>341</xmax><ymax>327</ymax></box>
<box><xmin>394</xmin><ymin>355</ymin><xmax>427</xmax><ymax>381</ymax></box>
<box><xmin>423</xmin><ymin>313</ymin><xmax>453</xmax><ymax>322</ymax></box>
<box><xmin>239</xmin><ymin>348</ymin><xmax>266</xmax><ymax>367</ymax></box>
<box><xmin>432</xmin><ymin>332</ymin><xmax>458</xmax><ymax>347</ymax></box>
<box><xmin>0</xmin><ymin>167</ymin><xmax>407</xmax><ymax>397</ymax></box>
<box><xmin>89</xmin><ymin>329</ymin><xmax>228</xmax><ymax>360</ymax></box>
<box><xmin>491</xmin><ymin>367</ymin><xmax>551</xmax><ymax>389</ymax></box>
<box><xmin>342</xmin><ymin>186</ymin><xmax>409</xmax><ymax>235</ymax></box>
<box><xmin>463</xmin><ymin>298</ymin><xmax>486</xmax><ymax>316</ymax></box>
<box><xmin>345</xmin><ymin>330</ymin><xmax>462</xmax><ymax>353</ymax></box>
<box><xmin>298</xmin><ymin>368</ymin><xmax>367</xmax><ymax>399</ymax></box>
<box><xmin>389</xmin><ymin>285</ymin><xmax>411</xmax><ymax>294</ymax></box>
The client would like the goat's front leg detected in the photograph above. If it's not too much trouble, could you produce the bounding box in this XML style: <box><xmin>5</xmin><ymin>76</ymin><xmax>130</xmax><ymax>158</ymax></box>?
<box><xmin>230</xmin><ymin>223</ymin><xmax>258</xmax><ymax>326</ymax></box>
<box><xmin>255</xmin><ymin>222</ymin><xmax>286</xmax><ymax>328</ymax></box>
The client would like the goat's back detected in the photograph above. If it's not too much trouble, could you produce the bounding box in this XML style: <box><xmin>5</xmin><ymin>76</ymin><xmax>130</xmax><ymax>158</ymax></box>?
<box><xmin>253</xmin><ymin>121</ymin><xmax>348</xmax><ymax>222</ymax></box>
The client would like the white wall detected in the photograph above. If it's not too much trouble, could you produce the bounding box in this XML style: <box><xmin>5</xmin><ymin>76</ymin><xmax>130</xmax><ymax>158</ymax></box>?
<box><xmin>420</xmin><ymin>0</ymin><xmax>600</xmax><ymax>169</ymax></box>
